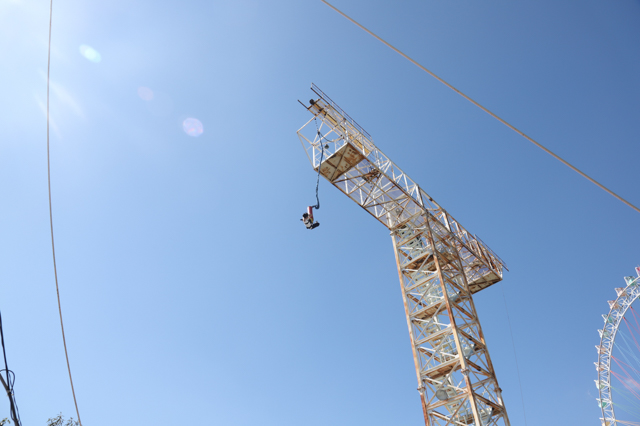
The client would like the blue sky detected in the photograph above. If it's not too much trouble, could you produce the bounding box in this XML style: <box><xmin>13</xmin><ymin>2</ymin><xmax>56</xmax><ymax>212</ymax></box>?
<box><xmin>1</xmin><ymin>0</ymin><xmax>639</xmax><ymax>424</ymax></box>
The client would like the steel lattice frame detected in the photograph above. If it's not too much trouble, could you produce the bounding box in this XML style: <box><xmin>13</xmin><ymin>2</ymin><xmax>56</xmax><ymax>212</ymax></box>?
<box><xmin>297</xmin><ymin>85</ymin><xmax>510</xmax><ymax>425</ymax></box>
<box><xmin>595</xmin><ymin>268</ymin><xmax>640</xmax><ymax>426</ymax></box>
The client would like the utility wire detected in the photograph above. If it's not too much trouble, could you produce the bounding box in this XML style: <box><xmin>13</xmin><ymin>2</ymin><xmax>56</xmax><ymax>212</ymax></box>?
<box><xmin>0</xmin><ymin>372</ymin><xmax>21</xmax><ymax>426</ymax></box>
<box><xmin>0</xmin><ymin>313</ymin><xmax>8</xmax><ymax>385</ymax></box>
<box><xmin>0</xmin><ymin>312</ymin><xmax>20</xmax><ymax>426</ymax></box>
<box><xmin>47</xmin><ymin>0</ymin><xmax>83</xmax><ymax>424</ymax></box>
<box><xmin>320</xmin><ymin>0</ymin><xmax>640</xmax><ymax>215</ymax></box>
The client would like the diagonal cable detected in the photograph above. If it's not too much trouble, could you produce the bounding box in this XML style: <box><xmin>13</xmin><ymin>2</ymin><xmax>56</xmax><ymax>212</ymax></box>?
<box><xmin>320</xmin><ymin>0</ymin><xmax>640</xmax><ymax>214</ymax></box>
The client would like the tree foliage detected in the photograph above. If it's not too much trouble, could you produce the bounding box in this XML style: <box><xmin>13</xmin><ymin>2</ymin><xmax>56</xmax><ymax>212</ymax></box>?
<box><xmin>0</xmin><ymin>413</ymin><xmax>78</xmax><ymax>426</ymax></box>
<box><xmin>47</xmin><ymin>414</ymin><xmax>79</xmax><ymax>426</ymax></box>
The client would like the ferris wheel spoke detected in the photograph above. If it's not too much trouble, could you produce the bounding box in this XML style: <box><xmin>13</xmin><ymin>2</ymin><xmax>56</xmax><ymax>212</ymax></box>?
<box><xmin>622</xmin><ymin>319</ymin><xmax>640</xmax><ymax>354</ymax></box>
<box><xmin>611</xmin><ymin>356</ymin><xmax>640</xmax><ymax>397</ymax></box>
<box><xmin>610</xmin><ymin>396</ymin><xmax>640</xmax><ymax>422</ymax></box>
<box><xmin>628</xmin><ymin>307</ymin><xmax>640</xmax><ymax>335</ymax></box>
<box><xmin>616</xmin><ymin>333</ymin><xmax>640</xmax><ymax>372</ymax></box>
<box><xmin>611</xmin><ymin>357</ymin><xmax>640</xmax><ymax>380</ymax></box>
<box><xmin>611</xmin><ymin>386</ymin><xmax>640</xmax><ymax>415</ymax></box>
<box><xmin>613</xmin><ymin>419</ymin><xmax>640</xmax><ymax>426</ymax></box>
<box><xmin>610</xmin><ymin>369</ymin><xmax>640</xmax><ymax>400</ymax></box>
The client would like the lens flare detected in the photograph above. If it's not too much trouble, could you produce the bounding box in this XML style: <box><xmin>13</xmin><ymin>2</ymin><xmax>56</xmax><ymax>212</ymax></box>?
<box><xmin>79</xmin><ymin>44</ymin><xmax>101</xmax><ymax>63</ymax></box>
<box><xmin>183</xmin><ymin>118</ymin><xmax>203</xmax><ymax>137</ymax></box>
<box><xmin>137</xmin><ymin>87</ymin><xmax>154</xmax><ymax>101</ymax></box>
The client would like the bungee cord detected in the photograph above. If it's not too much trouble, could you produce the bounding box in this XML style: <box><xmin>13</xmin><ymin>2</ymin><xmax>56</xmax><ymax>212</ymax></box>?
<box><xmin>314</xmin><ymin>144</ymin><xmax>324</xmax><ymax>210</ymax></box>
<box><xmin>313</xmin><ymin>117</ymin><xmax>327</xmax><ymax>210</ymax></box>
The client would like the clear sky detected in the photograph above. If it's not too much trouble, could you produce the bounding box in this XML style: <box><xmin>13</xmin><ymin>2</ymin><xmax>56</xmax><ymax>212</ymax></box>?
<box><xmin>1</xmin><ymin>0</ymin><xmax>639</xmax><ymax>424</ymax></box>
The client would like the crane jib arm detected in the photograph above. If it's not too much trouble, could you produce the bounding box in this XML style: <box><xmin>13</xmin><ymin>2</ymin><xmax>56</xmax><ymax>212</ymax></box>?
<box><xmin>297</xmin><ymin>84</ymin><xmax>507</xmax><ymax>295</ymax></box>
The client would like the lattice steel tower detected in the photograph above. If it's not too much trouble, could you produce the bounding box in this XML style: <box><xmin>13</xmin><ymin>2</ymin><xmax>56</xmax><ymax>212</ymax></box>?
<box><xmin>297</xmin><ymin>85</ymin><xmax>511</xmax><ymax>426</ymax></box>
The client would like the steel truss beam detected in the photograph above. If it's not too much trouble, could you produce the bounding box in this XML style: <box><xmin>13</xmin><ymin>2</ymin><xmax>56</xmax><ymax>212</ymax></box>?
<box><xmin>391</xmin><ymin>211</ymin><xmax>509</xmax><ymax>425</ymax></box>
<box><xmin>297</xmin><ymin>85</ymin><xmax>510</xmax><ymax>425</ymax></box>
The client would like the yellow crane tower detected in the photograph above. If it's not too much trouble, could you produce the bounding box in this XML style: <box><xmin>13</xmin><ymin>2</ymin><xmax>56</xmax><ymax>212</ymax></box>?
<box><xmin>297</xmin><ymin>84</ymin><xmax>511</xmax><ymax>426</ymax></box>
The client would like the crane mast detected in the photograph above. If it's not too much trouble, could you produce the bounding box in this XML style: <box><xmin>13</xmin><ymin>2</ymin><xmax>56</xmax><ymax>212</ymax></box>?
<box><xmin>297</xmin><ymin>84</ymin><xmax>511</xmax><ymax>426</ymax></box>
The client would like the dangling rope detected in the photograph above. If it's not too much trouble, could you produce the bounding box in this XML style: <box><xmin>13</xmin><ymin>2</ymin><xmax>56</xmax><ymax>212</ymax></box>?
<box><xmin>313</xmin><ymin>117</ymin><xmax>326</xmax><ymax>210</ymax></box>
<box><xmin>314</xmin><ymin>142</ymin><xmax>325</xmax><ymax>210</ymax></box>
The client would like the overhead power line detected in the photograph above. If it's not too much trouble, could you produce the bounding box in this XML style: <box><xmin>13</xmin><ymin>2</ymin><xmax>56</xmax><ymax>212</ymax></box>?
<box><xmin>47</xmin><ymin>0</ymin><xmax>83</xmax><ymax>424</ymax></box>
<box><xmin>0</xmin><ymin>312</ymin><xmax>21</xmax><ymax>426</ymax></box>
<box><xmin>320</xmin><ymin>0</ymin><xmax>640</xmax><ymax>215</ymax></box>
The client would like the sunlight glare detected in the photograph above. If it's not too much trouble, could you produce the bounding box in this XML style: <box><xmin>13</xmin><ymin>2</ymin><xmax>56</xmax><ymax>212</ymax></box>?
<box><xmin>183</xmin><ymin>118</ymin><xmax>203</xmax><ymax>137</ymax></box>
<box><xmin>137</xmin><ymin>87</ymin><xmax>154</xmax><ymax>101</ymax></box>
<box><xmin>79</xmin><ymin>44</ymin><xmax>101</xmax><ymax>63</ymax></box>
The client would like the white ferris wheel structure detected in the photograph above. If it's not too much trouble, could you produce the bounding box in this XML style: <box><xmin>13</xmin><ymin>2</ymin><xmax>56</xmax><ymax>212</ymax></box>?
<box><xmin>596</xmin><ymin>266</ymin><xmax>640</xmax><ymax>426</ymax></box>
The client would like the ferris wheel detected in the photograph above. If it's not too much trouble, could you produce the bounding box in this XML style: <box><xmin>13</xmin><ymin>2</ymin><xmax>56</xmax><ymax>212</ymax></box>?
<box><xmin>596</xmin><ymin>266</ymin><xmax>640</xmax><ymax>426</ymax></box>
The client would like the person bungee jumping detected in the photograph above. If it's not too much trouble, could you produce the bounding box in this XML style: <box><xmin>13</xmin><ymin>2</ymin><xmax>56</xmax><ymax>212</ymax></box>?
<box><xmin>301</xmin><ymin>206</ymin><xmax>320</xmax><ymax>230</ymax></box>
<box><xmin>301</xmin><ymin>118</ymin><xmax>325</xmax><ymax>231</ymax></box>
